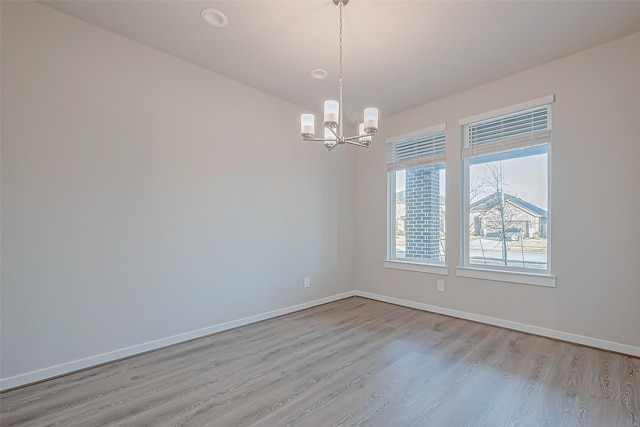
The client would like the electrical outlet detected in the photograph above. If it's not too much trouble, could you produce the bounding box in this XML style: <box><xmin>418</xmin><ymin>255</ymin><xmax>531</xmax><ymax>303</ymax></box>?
<box><xmin>437</xmin><ymin>279</ymin><xmax>445</xmax><ymax>292</ymax></box>
<box><xmin>303</xmin><ymin>277</ymin><xmax>310</xmax><ymax>288</ymax></box>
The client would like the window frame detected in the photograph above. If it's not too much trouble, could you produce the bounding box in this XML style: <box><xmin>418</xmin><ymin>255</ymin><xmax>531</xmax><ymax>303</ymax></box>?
<box><xmin>385</xmin><ymin>123</ymin><xmax>448</xmax><ymax>274</ymax></box>
<box><xmin>457</xmin><ymin>95</ymin><xmax>556</xmax><ymax>287</ymax></box>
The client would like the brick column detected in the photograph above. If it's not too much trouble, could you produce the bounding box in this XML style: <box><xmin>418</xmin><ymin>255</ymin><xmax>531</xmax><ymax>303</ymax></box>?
<box><xmin>405</xmin><ymin>166</ymin><xmax>441</xmax><ymax>260</ymax></box>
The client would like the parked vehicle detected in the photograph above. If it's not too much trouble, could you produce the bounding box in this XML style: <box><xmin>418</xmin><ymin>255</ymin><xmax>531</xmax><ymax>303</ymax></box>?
<box><xmin>485</xmin><ymin>227</ymin><xmax>524</xmax><ymax>241</ymax></box>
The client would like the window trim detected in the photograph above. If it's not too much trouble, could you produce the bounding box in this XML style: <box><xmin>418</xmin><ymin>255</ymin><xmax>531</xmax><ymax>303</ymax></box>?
<box><xmin>386</xmin><ymin>123</ymin><xmax>447</xmax><ymax>268</ymax></box>
<box><xmin>459</xmin><ymin>96</ymin><xmax>554</xmax><ymax>282</ymax></box>
<box><xmin>384</xmin><ymin>260</ymin><xmax>449</xmax><ymax>275</ymax></box>
<box><xmin>456</xmin><ymin>266</ymin><xmax>556</xmax><ymax>287</ymax></box>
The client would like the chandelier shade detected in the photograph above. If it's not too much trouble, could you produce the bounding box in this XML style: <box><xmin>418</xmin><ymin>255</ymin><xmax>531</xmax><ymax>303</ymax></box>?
<box><xmin>300</xmin><ymin>0</ymin><xmax>379</xmax><ymax>150</ymax></box>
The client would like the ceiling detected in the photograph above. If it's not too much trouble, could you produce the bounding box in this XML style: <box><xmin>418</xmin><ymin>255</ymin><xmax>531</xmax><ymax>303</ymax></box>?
<box><xmin>42</xmin><ymin>1</ymin><xmax>640</xmax><ymax>123</ymax></box>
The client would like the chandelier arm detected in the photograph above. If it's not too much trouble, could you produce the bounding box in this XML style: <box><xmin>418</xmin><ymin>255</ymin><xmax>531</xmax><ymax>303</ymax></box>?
<box><xmin>343</xmin><ymin>134</ymin><xmax>366</xmax><ymax>142</ymax></box>
<box><xmin>343</xmin><ymin>140</ymin><xmax>369</xmax><ymax>147</ymax></box>
<box><xmin>303</xmin><ymin>137</ymin><xmax>338</xmax><ymax>142</ymax></box>
<box><xmin>327</xmin><ymin>126</ymin><xmax>340</xmax><ymax>139</ymax></box>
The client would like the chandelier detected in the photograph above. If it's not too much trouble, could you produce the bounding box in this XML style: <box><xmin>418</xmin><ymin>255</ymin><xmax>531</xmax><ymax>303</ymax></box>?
<box><xmin>300</xmin><ymin>0</ymin><xmax>379</xmax><ymax>150</ymax></box>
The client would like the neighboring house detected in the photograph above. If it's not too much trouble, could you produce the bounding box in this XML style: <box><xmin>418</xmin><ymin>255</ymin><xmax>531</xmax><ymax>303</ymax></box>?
<box><xmin>470</xmin><ymin>192</ymin><xmax>547</xmax><ymax>239</ymax></box>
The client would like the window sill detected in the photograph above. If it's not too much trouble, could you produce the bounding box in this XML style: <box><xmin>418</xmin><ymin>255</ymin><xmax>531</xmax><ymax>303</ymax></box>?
<box><xmin>384</xmin><ymin>260</ymin><xmax>449</xmax><ymax>275</ymax></box>
<box><xmin>455</xmin><ymin>266</ymin><xmax>556</xmax><ymax>288</ymax></box>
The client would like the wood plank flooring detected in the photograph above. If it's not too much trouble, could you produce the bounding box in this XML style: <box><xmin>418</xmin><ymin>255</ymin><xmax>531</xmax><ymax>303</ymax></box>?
<box><xmin>1</xmin><ymin>297</ymin><xmax>638</xmax><ymax>426</ymax></box>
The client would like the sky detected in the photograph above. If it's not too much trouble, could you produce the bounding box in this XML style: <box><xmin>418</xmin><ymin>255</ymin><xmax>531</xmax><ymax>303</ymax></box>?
<box><xmin>470</xmin><ymin>153</ymin><xmax>548</xmax><ymax>209</ymax></box>
<box><xmin>394</xmin><ymin>152</ymin><xmax>548</xmax><ymax>210</ymax></box>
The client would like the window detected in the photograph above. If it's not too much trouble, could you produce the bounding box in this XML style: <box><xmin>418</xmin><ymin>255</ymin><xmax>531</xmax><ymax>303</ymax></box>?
<box><xmin>387</xmin><ymin>125</ymin><xmax>446</xmax><ymax>267</ymax></box>
<box><xmin>460</xmin><ymin>96</ymin><xmax>553</xmax><ymax>277</ymax></box>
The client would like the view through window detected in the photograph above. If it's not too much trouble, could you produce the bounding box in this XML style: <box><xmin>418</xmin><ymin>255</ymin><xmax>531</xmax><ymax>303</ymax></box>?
<box><xmin>468</xmin><ymin>147</ymin><xmax>548</xmax><ymax>269</ymax></box>
<box><xmin>393</xmin><ymin>167</ymin><xmax>446</xmax><ymax>261</ymax></box>
<box><xmin>388</xmin><ymin>126</ymin><xmax>446</xmax><ymax>264</ymax></box>
<box><xmin>462</xmin><ymin>101</ymin><xmax>552</xmax><ymax>273</ymax></box>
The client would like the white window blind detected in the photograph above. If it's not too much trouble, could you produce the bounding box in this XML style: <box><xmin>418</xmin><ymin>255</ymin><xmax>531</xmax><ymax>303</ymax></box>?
<box><xmin>462</xmin><ymin>104</ymin><xmax>552</xmax><ymax>159</ymax></box>
<box><xmin>387</xmin><ymin>128</ymin><xmax>446</xmax><ymax>171</ymax></box>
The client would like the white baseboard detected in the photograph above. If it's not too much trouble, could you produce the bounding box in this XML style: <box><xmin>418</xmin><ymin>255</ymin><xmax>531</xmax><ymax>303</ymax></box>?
<box><xmin>0</xmin><ymin>291</ymin><xmax>356</xmax><ymax>391</ymax></box>
<box><xmin>354</xmin><ymin>291</ymin><xmax>640</xmax><ymax>357</ymax></box>
<box><xmin>3</xmin><ymin>289</ymin><xmax>636</xmax><ymax>391</ymax></box>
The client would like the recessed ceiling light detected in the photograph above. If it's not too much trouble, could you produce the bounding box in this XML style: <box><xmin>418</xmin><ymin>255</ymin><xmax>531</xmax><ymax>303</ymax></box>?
<box><xmin>201</xmin><ymin>8</ymin><xmax>228</xmax><ymax>28</ymax></box>
<box><xmin>311</xmin><ymin>68</ymin><xmax>328</xmax><ymax>80</ymax></box>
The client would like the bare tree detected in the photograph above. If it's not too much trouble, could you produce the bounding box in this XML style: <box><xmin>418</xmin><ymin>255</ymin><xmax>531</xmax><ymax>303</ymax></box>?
<box><xmin>469</xmin><ymin>162</ymin><xmax>524</xmax><ymax>266</ymax></box>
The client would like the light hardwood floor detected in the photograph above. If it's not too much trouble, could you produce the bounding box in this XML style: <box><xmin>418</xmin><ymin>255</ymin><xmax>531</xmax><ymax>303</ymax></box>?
<box><xmin>1</xmin><ymin>297</ymin><xmax>638</xmax><ymax>426</ymax></box>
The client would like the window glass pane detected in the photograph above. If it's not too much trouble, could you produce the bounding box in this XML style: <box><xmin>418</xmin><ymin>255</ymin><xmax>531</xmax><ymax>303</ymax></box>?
<box><xmin>468</xmin><ymin>146</ymin><xmax>547</xmax><ymax>270</ymax></box>
<box><xmin>394</xmin><ymin>164</ymin><xmax>446</xmax><ymax>262</ymax></box>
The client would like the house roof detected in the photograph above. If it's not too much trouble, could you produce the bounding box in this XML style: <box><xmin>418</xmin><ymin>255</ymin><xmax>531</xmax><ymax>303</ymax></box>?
<box><xmin>470</xmin><ymin>193</ymin><xmax>547</xmax><ymax>217</ymax></box>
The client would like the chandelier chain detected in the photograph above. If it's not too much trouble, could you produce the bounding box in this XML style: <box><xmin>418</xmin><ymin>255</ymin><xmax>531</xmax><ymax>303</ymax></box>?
<box><xmin>338</xmin><ymin>0</ymin><xmax>343</xmax><ymax>87</ymax></box>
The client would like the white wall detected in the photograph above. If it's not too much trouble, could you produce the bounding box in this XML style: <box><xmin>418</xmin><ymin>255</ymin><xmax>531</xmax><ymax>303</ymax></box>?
<box><xmin>2</xmin><ymin>1</ymin><xmax>638</xmax><ymax>391</ymax></box>
<box><xmin>355</xmin><ymin>32</ymin><xmax>640</xmax><ymax>351</ymax></box>
<box><xmin>1</xmin><ymin>1</ymin><xmax>355</xmax><ymax>386</ymax></box>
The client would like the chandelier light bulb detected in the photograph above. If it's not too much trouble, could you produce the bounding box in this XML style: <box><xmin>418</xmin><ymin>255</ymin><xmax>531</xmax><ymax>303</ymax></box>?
<box><xmin>359</xmin><ymin>123</ymin><xmax>372</xmax><ymax>145</ymax></box>
<box><xmin>364</xmin><ymin>108</ymin><xmax>379</xmax><ymax>134</ymax></box>
<box><xmin>301</xmin><ymin>114</ymin><xmax>315</xmax><ymax>137</ymax></box>
<box><xmin>325</xmin><ymin>127</ymin><xmax>336</xmax><ymax>140</ymax></box>
<box><xmin>324</xmin><ymin>100</ymin><xmax>339</xmax><ymax>127</ymax></box>
<box><xmin>324</xmin><ymin>128</ymin><xmax>337</xmax><ymax>149</ymax></box>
